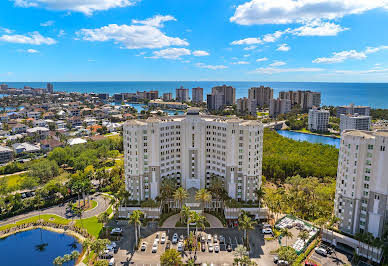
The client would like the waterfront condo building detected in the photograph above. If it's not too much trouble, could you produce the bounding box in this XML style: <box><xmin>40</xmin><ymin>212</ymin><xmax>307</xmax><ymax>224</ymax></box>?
<box><xmin>337</xmin><ymin>104</ymin><xmax>371</xmax><ymax>118</ymax></box>
<box><xmin>334</xmin><ymin>130</ymin><xmax>388</xmax><ymax>238</ymax></box>
<box><xmin>236</xmin><ymin>97</ymin><xmax>257</xmax><ymax>115</ymax></box>
<box><xmin>163</xmin><ymin>93</ymin><xmax>173</xmax><ymax>101</ymax></box>
<box><xmin>123</xmin><ymin>108</ymin><xmax>263</xmax><ymax>202</ymax></box>
<box><xmin>192</xmin><ymin>87</ymin><xmax>203</xmax><ymax>103</ymax></box>
<box><xmin>176</xmin><ymin>87</ymin><xmax>190</xmax><ymax>102</ymax></box>
<box><xmin>248</xmin><ymin>86</ymin><xmax>273</xmax><ymax>108</ymax></box>
<box><xmin>340</xmin><ymin>114</ymin><xmax>371</xmax><ymax>133</ymax></box>
<box><xmin>279</xmin><ymin>90</ymin><xmax>321</xmax><ymax>110</ymax></box>
<box><xmin>308</xmin><ymin>107</ymin><xmax>329</xmax><ymax>132</ymax></box>
<box><xmin>207</xmin><ymin>85</ymin><xmax>236</xmax><ymax>110</ymax></box>
<box><xmin>269</xmin><ymin>98</ymin><xmax>291</xmax><ymax>117</ymax></box>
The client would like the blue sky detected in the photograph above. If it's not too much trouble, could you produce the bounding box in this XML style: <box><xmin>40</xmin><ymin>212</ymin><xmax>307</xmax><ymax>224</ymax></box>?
<box><xmin>1</xmin><ymin>0</ymin><xmax>388</xmax><ymax>82</ymax></box>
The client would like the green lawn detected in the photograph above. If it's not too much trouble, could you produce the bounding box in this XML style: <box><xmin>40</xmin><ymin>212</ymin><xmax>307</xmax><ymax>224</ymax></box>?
<box><xmin>0</xmin><ymin>214</ymin><xmax>70</xmax><ymax>231</ymax></box>
<box><xmin>72</xmin><ymin>200</ymin><xmax>98</xmax><ymax>211</ymax></box>
<box><xmin>5</xmin><ymin>173</ymin><xmax>26</xmax><ymax>189</ymax></box>
<box><xmin>75</xmin><ymin>216</ymin><xmax>103</xmax><ymax>239</ymax></box>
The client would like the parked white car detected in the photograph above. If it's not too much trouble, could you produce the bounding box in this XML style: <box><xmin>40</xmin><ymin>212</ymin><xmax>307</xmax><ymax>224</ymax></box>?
<box><xmin>177</xmin><ymin>242</ymin><xmax>183</xmax><ymax>252</ymax></box>
<box><xmin>110</xmin><ymin>228</ymin><xmax>122</xmax><ymax>235</ymax></box>
<box><xmin>262</xmin><ymin>228</ymin><xmax>273</xmax><ymax>234</ymax></box>
<box><xmin>161</xmin><ymin>233</ymin><xmax>166</xmax><ymax>244</ymax></box>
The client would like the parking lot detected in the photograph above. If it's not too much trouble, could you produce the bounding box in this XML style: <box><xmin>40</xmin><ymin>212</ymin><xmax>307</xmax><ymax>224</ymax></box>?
<box><xmin>308</xmin><ymin>245</ymin><xmax>353</xmax><ymax>266</ymax></box>
<box><xmin>97</xmin><ymin>221</ymin><xmax>281</xmax><ymax>265</ymax></box>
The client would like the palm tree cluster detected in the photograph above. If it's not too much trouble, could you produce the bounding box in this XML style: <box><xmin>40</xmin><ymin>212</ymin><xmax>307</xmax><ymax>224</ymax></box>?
<box><xmin>263</xmin><ymin>175</ymin><xmax>336</xmax><ymax>222</ymax></box>
<box><xmin>53</xmin><ymin>250</ymin><xmax>80</xmax><ymax>265</ymax></box>
<box><xmin>129</xmin><ymin>210</ymin><xmax>144</xmax><ymax>247</ymax></box>
<box><xmin>238</xmin><ymin>212</ymin><xmax>257</xmax><ymax>246</ymax></box>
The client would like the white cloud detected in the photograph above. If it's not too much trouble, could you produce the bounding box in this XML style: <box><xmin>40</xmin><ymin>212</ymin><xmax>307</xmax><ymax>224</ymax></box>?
<box><xmin>149</xmin><ymin>48</ymin><xmax>191</xmax><ymax>59</ymax></box>
<box><xmin>313</xmin><ymin>45</ymin><xmax>388</xmax><ymax>63</ymax></box>
<box><xmin>256</xmin><ymin>57</ymin><xmax>268</xmax><ymax>62</ymax></box>
<box><xmin>269</xmin><ymin>61</ymin><xmax>286</xmax><ymax>66</ymax></box>
<box><xmin>244</xmin><ymin>45</ymin><xmax>257</xmax><ymax>50</ymax></box>
<box><xmin>13</xmin><ymin>0</ymin><xmax>138</xmax><ymax>15</ymax></box>
<box><xmin>230</xmin><ymin>0</ymin><xmax>388</xmax><ymax>25</ymax></box>
<box><xmin>0</xmin><ymin>27</ymin><xmax>14</xmax><ymax>34</ymax></box>
<box><xmin>18</xmin><ymin>48</ymin><xmax>39</xmax><ymax>53</ymax></box>
<box><xmin>40</xmin><ymin>20</ymin><xmax>55</xmax><ymax>27</ymax></box>
<box><xmin>57</xmin><ymin>29</ymin><xmax>66</xmax><ymax>37</ymax></box>
<box><xmin>231</xmin><ymin>61</ymin><xmax>250</xmax><ymax>65</ymax></box>
<box><xmin>231</xmin><ymin>29</ymin><xmax>286</xmax><ymax>45</ymax></box>
<box><xmin>88</xmin><ymin>59</ymin><xmax>96</xmax><ymax>62</ymax></box>
<box><xmin>196</xmin><ymin>63</ymin><xmax>228</xmax><ymax>70</ymax></box>
<box><xmin>243</xmin><ymin>54</ymin><xmax>250</xmax><ymax>57</ymax></box>
<box><xmin>334</xmin><ymin>68</ymin><xmax>388</xmax><ymax>74</ymax></box>
<box><xmin>132</xmin><ymin>15</ymin><xmax>176</xmax><ymax>27</ymax></box>
<box><xmin>193</xmin><ymin>50</ymin><xmax>209</xmax><ymax>56</ymax></box>
<box><xmin>0</xmin><ymin>31</ymin><xmax>56</xmax><ymax>45</ymax></box>
<box><xmin>291</xmin><ymin>20</ymin><xmax>348</xmax><ymax>36</ymax></box>
<box><xmin>76</xmin><ymin>16</ymin><xmax>188</xmax><ymax>49</ymax></box>
<box><xmin>276</xmin><ymin>43</ymin><xmax>290</xmax><ymax>51</ymax></box>
<box><xmin>252</xmin><ymin>67</ymin><xmax>323</xmax><ymax>74</ymax></box>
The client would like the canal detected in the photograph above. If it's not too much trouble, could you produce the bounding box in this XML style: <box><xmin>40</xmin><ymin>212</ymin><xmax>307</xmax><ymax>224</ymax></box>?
<box><xmin>276</xmin><ymin>130</ymin><xmax>340</xmax><ymax>148</ymax></box>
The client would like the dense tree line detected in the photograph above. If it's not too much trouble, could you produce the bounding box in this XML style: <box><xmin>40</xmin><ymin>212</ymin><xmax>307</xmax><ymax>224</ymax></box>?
<box><xmin>263</xmin><ymin>129</ymin><xmax>338</xmax><ymax>182</ymax></box>
<box><xmin>263</xmin><ymin>175</ymin><xmax>336</xmax><ymax>222</ymax></box>
<box><xmin>371</xmin><ymin>109</ymin><xmax>388</xmax><ymax>120</ymax></box>
<box><xmin>47</xmin><ymin>136</ymin><xmax>122</xmax><ymax>170</ymax></box>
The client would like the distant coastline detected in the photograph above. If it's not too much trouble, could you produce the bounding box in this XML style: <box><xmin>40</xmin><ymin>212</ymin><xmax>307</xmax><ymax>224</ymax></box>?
<box><xmin>1</xmin><ymin>81</ymin><xmax>387</xmax><ymax>108</ymax></box>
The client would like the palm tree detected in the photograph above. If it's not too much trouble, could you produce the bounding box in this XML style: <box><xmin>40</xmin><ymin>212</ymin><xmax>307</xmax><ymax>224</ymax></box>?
<box><xmin>160</xmin><ymin>249</ymin><xmax>183</xmax><ymax>265</ymax></box>
<box><xmin>195</xmin><ymin>188</ymin><xmax>212</xmax><ymax>211</ymax></box>
<box><xmin>190</xmin><ymin>211</ymin><xmax>206</xmax><ymax>235</ymax></box>
<box><xmin>53</xmin><ymin>256</ymin><xmax>64</xmax><ymax>265</ymax></box>
<box><xmin>238</xmin><ymin>213</ymin><xmax>257</xmax><ymax>246</ymax></box>
<box><xmin>71</xmin><ymin>250</ymin><xmax>80</xmax><ymax>261</ymax></box>
<box><xmin>98</xmin><ymin>212</ymin><xmax>110</xmax><ymax>235</ymax></box>
<box><xmin>314</xmin><ymin>217</ymin><xmax>327</xmax><ymax>239</ymax></box>
<box><xmin>62</xmin><ymin>254</ymin><xmax>72</xmax><ymax>265</ymax></box>
<box><xmin>328</xmin><ymin>215</ymin><xmax>340</xmax><ymax>245</ymax></box>
<box><xmin>280</xmin><ymin>228</ymin><xmax>293</xmax><ymax>246</ymax></box>
<box><xmin>173</xmin><ymin>187</ymin><xmax>188</xmax><ymax>209</ymax></box>
<box><xmin>129</xmin><ymin>210</ymin><xmax>143</xmax><ymax>247</ymax></box>
<box><xmin>180</xmin><ymin>205</ymin><xmax>191</xmax><ymax>236</ymax></box>
<box><xmin>298</xmin><ymin>230</ymin><xmax>309</xmax><ymax>244</ymax></box>
<box><xmin>254</xmin><ymin>187</ymin><xmax>265</xmax><ymax>209</ymax></box>
<box><xmin>82</xmin><ymin>238</ymin><xmax>92</xmax><ymax>256</ymax></box>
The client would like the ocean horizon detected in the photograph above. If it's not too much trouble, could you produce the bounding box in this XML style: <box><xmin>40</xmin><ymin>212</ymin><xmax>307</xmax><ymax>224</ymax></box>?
<box><xmin>3</xmin><ymin>81</ymin><xmax>388</xmax><ymax>108</ymax></box>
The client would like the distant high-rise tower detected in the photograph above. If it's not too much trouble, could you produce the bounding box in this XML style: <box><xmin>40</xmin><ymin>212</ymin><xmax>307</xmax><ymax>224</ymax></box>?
<box><xmin>248</xmin><ymin>86</ymin><xmax>273</xmax><ymax>108</ymax></box>
<box><xmin>176</xmin><ymin>86</ymin><xmax>189</xmax><ymax>102</ymax></box>
<box><xmin>192</xmin><ymin>87</ymin><xmax>203</xmax><ymax>103</ymax></box>
<box><xmin>47</xmin><ymin>83</ymin><xmax>54</xmax><ymax>93</ymax></box>
<box><xmin>207</xmin><ymin>85</ymin><xmax>235</xmax><ymax>110</ymax></box>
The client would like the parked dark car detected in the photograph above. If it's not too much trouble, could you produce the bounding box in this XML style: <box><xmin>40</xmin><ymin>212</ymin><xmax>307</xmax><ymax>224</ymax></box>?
<box><xmin>226</xmin><ymin>244</ymin><xmax>232</xmax><ymax>252</ymax></box>
<box><xmin>165</xmin><ymin>241</ymin><xmax>171</xmax><ymax>250</ymax></box>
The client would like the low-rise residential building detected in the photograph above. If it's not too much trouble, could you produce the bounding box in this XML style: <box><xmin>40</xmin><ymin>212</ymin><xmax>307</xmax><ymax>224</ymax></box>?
<box><xmin>27</xmin><ymin>111</ymin><xmax>41</xmax><ymax>119</ymax></box>
<box><xmin>0</xmin><ymin>146</ymin><xmax>13</xmax><ymax>163</ymax></box>
<box><xmin>40</xmin><ymin>139</ymin><xmax>64</xmax><ymax>150</ymax></box>
<box><xmin>26</xmin><ymin>127</ymin><xmax>50</xmax><ymax>139</ymax></box>
<box><xmin>33</xmin><ymin>119</ymin><xmax>48</xmax><ymax>128</ymax></box>
<box><xmin>67</xmin><ymin>138</ymin><xmax>87</xmax><ymax>146</ymax></box>
<box><xmin>12</xmin><ymin>142</ymin><xmax>41</xmax><ymax>154</ymax></box>
<box><xmin>148</xmin><ymin>100</ymin><xmax>188</xmax><ymax>110</ymax></box>
<box><xmin>308</xmin><ymin>107</ymin><xmax>329</xmax><ymax>132</ymax></box>
<box><xmin>11</xmin><ymin>123</ymin><xmax>27</xmax><ymax>134</ymax></box>
<box><xmin>55</xmin><ymin>120</ymin><xmax>66</xmax><ymax>130</ymax></box>
<box><xmin>340</xmin><ymin>114</ymin><xmax>371</xmax><ymax>133</ymax></box>
<box><xmin>68</xmin><ymin>109</ymin><xmax>80</xmax><ymax>117</ymax></box>
<box><xmin>334</xmin><ymin>130</ymin><xmax>388</xmax><ymax>238</ymax></box>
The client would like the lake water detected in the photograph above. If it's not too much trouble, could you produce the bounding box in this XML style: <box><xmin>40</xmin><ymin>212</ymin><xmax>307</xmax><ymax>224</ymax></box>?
<box><xmin>119</xmin><ymin>102</ymin><xmax>185</xmax><ymax>115</ymax></box>
<box><xmin>276</xmin><ymin>130</ymin><xmax>340</xmax><ymax>148</ymax></box>
<box><xmin>0</xmin><ymin>229</ymin><xmax>81</xmax><ymax>266</ymax></box>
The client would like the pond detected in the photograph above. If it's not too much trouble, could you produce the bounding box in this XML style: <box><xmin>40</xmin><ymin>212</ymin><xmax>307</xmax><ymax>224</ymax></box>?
<box><xmin>276</xmin><ymin>130</ymin><xmax>340</xmax><ymax>148</ymax></box>
<box><xmin>0</xmin><ymin>229</ymin><xmax>81</xmax><ymax>266</ymax></box>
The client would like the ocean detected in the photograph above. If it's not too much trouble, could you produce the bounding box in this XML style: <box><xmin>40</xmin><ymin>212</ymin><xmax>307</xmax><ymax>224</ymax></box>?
<box><xmin>3</xmin><ymin>81</ymin><xmax>388</xmax><ymax>108</ymax></box>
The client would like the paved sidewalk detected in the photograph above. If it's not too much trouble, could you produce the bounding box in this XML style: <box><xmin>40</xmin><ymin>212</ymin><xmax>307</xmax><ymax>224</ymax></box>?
<box><xmin>0</xmin><ymin>193</ymin><xmax>110</xmax><ymax>227</ymax></box>
<box><xmin>161</xmin><ymin>213</ymin><xmax>224</xmax><ymax>228</ymax></box>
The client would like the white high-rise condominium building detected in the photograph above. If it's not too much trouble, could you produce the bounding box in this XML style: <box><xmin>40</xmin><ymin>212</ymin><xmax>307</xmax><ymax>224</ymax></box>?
<box><xmin>334</xmin><ymin>130</ymin><xmax>388</xmax><ymax>238</ymax></box>
<box><xmin>279</xmin><ymin>90</ymin><xmax>321</xmax><ymax>110</ymax></box>
<box><xmin>340</xmin><ymin>114</ymin><xmax>371</xmax><ymax>133</ymax></box>
<box><xmin>123</xmin><ymin>108</ymin><xmax>263</xmax><ymax>202</ymax></box>
<box><xmin>308</xmin><ymin>107</ymin><xmax>329</xmax><ymax>132</ymax></box>
<box><xmin>248</xmin><ymin>86</ymin><xmax>273</xmax><ymax>108</ymax></box>
<box><xmin>337</xmin><ymin>104</ymin><xmax>371</xmax><ymax>118</ymax></box>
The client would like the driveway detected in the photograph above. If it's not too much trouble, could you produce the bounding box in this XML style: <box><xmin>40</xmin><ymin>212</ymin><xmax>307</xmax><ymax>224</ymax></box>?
<box><xmin>0</xmin><ymin>193</ymin><xmax>110</xmax><ymax>227</ymax></box>
<box><xmin>161</xmin><ymin>213</ymin><xmax>224</xmax><ymax>228</ymax></box>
